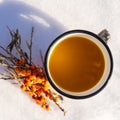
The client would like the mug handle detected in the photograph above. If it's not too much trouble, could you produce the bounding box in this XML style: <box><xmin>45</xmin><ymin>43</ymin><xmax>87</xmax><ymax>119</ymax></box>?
<box><xmin>98</xmin><ymin>29</ymin><xmax>110</xmax><ymax>43</ymax></box>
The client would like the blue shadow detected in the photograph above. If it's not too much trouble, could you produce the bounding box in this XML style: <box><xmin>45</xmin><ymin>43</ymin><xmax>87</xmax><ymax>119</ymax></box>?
<box><xmin>0</xmin><ymin>0</ymin><xmax>66</xmax><ymax>65</ymax></box>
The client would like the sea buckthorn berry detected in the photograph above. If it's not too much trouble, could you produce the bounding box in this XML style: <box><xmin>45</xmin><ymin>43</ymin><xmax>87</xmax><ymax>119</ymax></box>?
<box><xmin>41</xmin><ymin>104</ymin><xmax>46</xmax><ymax>109</ymax></box>
<box><xmin>35</xmin><ymin>99</ymin><xmax>41</xmax><ymax>104</ymax></box>
<box><xmin>20</xmin><ymin>85</ymin><xmax>26</xmax><ymax>91</ymax></box>
<box><xmin>30</xmin><ymin>75</ymin><xmax>36</xmax><ymax>81</ymax></box>
<box><xmin>45</xmin><ymin>105</ymin><xmax>50</xmax><ymax>110</ymax></box>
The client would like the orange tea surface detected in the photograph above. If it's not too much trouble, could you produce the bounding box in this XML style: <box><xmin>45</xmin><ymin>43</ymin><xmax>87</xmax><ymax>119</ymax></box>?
<box><xmin>48</xmin><ymin>36</ymin><xmax>105</xmax><ymax>92</ymax></box>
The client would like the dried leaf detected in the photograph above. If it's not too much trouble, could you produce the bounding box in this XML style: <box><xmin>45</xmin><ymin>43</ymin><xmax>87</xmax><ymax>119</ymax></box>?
<box><xmin>26</xmin><ymin>40</ymin><xmax>30</xmax><ymax>50</ymax></box>
<box><xmin>7</xmin><ymin>26</ymin><xmax>14</xmax><ymax>37</ymax></box>
<box><xmin>7</xmin><ymin>39</ymin><xmax>17</xmax><ymax>52</ymax></box>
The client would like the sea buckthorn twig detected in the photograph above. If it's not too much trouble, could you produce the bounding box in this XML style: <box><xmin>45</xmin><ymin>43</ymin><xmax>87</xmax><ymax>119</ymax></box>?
<box><xmin>0</xmin><ymin>27</ymin><xmax>65</xmax><ymax>115</ymax></box>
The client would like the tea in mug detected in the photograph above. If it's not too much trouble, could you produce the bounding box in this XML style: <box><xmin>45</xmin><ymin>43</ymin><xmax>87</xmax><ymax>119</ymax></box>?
<box><xmin>48</xmin><ymin>36</ymin><xmax>105</xmax><ymax>92</ymax></box>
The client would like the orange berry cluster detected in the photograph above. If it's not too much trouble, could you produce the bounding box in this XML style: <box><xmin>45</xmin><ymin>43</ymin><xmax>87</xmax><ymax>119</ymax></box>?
<box><xmin>14</xmin><ymin>59</ymin><xmax>60</xmax><ymax>110</ymax></box>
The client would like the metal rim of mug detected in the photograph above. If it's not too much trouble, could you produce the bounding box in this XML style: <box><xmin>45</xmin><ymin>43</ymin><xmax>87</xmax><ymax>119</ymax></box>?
<box><xmin>44</xmin><ymin>30</ymin><xmax>113</xmax><ymax>99</ymax></box>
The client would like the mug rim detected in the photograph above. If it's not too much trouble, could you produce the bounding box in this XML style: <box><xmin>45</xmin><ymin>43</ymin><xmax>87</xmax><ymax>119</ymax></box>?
<box><xmin>44</xmin><ymin>30</ymin><xmax>113</xmax><ymax>99</ymax></box>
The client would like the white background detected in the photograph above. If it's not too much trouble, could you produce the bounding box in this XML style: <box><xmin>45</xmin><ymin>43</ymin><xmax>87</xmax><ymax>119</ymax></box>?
<box><xmin>0</xmin><ymin>0</ymin><xmax>120</xmax><ymax>120</ymax></box>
